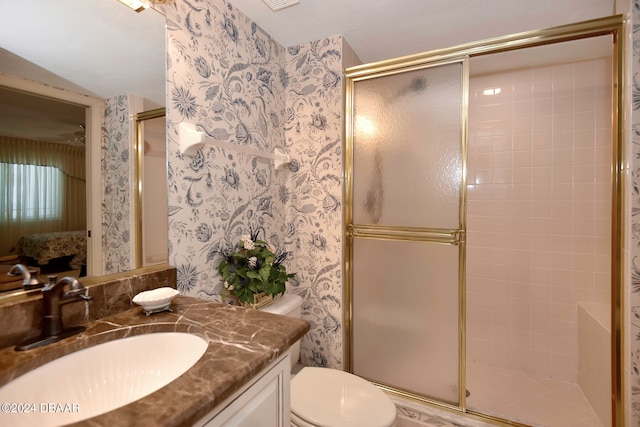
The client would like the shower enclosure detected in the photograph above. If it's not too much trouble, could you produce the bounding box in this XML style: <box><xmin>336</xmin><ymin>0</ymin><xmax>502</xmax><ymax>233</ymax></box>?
<box><xmin>344</xmin><ymin>16</ymin><xmax>624</xmax><ymax>427</ymax></box>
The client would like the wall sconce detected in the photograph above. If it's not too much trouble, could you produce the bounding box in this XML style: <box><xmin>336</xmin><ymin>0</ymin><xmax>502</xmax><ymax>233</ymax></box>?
<box><xmin>116</xmin><ymin>0</ymin><xmax>149</xmax><ymax>12</ymax></box>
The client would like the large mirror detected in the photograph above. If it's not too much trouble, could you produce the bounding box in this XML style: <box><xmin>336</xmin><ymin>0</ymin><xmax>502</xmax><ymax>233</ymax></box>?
<box><xmin>0</xmin><ymin>0</ymin><xmax>167</xmax><ymax>296</ymax></box>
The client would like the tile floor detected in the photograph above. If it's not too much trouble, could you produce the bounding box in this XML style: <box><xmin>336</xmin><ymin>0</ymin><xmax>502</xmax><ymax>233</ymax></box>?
<box><xmin>393</xmin><ymin>362</ymin><xmax>605</xmax><ymax>427</ymax></box>
<box><xmin>394</xmin><ymin>397</ymin><xmax>494</xmax><ymax>427</ymax></box>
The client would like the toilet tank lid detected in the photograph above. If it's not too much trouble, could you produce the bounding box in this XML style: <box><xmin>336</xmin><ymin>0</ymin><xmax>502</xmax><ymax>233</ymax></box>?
<box><xmin>260</xmin><ymin>293</ymin><xmax>302</xmax><ymax>315</ymax></box>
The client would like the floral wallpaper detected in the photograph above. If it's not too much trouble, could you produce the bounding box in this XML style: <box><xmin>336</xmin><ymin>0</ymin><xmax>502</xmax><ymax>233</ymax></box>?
<box><xmin>631</xmin><ymin>1</ymin><xmax>640</xmax><ymax>423</ymax></box>
<box><xmin>102</xmin><ymin>94</ymin><xmax>132</xmax><ymax>274</ymax></box>
<box><xmin>162</xmin><ymin>0</ymin><xmax>288</xmax><ymax>299</ymax></box>
<box><xmin>284</xmin><ymin>37</ymin><xmax>350</xmax><ymax>369</ymax></box>
<box><xmin>159</xmin><ymin>0</ymin><xmax>358</xmax><ymax>371</ymax></box>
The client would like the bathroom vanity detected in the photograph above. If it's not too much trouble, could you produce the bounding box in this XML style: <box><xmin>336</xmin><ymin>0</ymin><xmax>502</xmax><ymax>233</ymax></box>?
<box><xmin>0</xmin><ymin>294</ymin><xmax>309</xmax><ymax>426</ymax></box>
<box><xmin>197</xmin><ymin>353</ymin><xmax>291</xmax><ymax>426</ymax></box>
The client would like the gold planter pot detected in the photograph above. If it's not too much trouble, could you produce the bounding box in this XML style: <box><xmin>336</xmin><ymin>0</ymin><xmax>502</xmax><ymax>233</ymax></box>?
<box><xmin>230</xmin><ymin>292</ymin><xmax>281</xmax><ymax>309</ymax></box>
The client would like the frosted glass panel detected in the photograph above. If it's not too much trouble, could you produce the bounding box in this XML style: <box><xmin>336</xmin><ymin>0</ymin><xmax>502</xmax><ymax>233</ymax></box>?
<box><xmin>352</xmin><ymin>238</ymin><xmax>459</xmax><ymax>404</ymax></box>
<box><xmin>352</xmin><ymin>63</ymin><xmax>463</xmax><ymax>228</ymax></box>
<box><xmin>142</xmin><ymin>115</ymin><xmax>168</xmax><ymax>267</ymax></box>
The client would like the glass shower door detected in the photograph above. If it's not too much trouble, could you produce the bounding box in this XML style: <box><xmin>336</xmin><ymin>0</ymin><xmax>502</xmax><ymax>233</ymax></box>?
<box><xmin>347</xmin><ymin>60</ymin><xmax>465</xmax><ymax>404</ymax></box>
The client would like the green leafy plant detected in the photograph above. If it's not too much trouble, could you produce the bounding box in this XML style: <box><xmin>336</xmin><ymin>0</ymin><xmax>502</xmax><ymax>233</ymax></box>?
<box><xmin>217</xmin><ymin>229</ymin><xmax>295</xmax><ymax>305</ymax></box>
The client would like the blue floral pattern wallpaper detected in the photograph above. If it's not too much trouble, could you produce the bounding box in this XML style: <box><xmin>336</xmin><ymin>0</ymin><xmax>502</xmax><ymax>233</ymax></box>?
<box><xmin>284</xmin><ymin>38</ymin><xmax>348</xmax><ymax>369</ymax></box>
<box><xmin>102</xmin><ymin>94</ymin><xmax>132</xmax><ymax>274</ymax></box>
<box><xmin>162</xmin><ymin>1</ymin><xmax>288</xmax><ymax>299</ymax></box>
<box><xmin>159</xmin><ymin>0</ymin><xmax>354</xmax><ymax>371</ymax></box>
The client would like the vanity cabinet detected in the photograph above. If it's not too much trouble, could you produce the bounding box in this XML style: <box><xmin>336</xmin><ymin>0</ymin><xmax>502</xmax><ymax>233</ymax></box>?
<box><xmin>196</xmin><ymin>354</ymin><xmax>291</xmax><ymax>427</ymax></box>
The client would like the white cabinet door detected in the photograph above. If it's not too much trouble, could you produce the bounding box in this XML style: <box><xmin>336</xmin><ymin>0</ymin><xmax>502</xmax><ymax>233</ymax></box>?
<box><xmin>199</xmin><ymin>354</ymin><xmax>290</xmax><ymax>427</ymax></box>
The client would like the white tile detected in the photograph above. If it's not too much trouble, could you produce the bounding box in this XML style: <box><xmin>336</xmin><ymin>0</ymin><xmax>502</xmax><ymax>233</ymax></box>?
<box><xmin>533</xmin><ymin>80</ymin><xmax>553</xmax><ymax>100</ymax></box>
<box><xmin>553</xmin><ymin>113</ymin><xmax>574</xmax><ymax>132</ymax></box>
<box><xmin>574</xmin><ymin>93</ymin><xmax>596</xmax><ymax>113</ymax></box>
<box><xmin>552</xmin><ymin>77</ymin><xmax>573</xmax><ymax>94</ymax></box>
<box><xmin>513</xmin><ymin>133</ymin><xmax>533</xmax><ymax>151</ymax></box>
<box><xmin>532</xmin><ymin>113</ymin><xmax>553</xmax><ymax>133</ymax></box>
<box><xmin>574</xmin><ymin>128</ymin><xmax>596</xmax><ymax>147</ymax></box>
<box><xmin>513</xmin><ymin>116</ymin><xmax>532</xmax><ymax>134</ymax></box>
<box><xmin>464</xmin><ymin>59</ymin><xmax>609</xmax><ymax>427</ymax></box>
<box><xmin>512</xmin><ymin>100</ymin><xmax>532</xmax><ymax>118</ymax></box>
<box><xmin>554</xmin><ymin>95</ymin><xmax>574</xmax><ymax>115</ymax></box>
<box><xmin>533</xmin><ymin>66</ymin><xmax>553</xmax><ymax>82</ymax></box>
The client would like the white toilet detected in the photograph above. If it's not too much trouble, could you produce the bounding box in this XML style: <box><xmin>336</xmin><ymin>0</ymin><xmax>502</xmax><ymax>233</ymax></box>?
<box><xmin>261</xmin><ymin>294</ymin><xmax>397</xmax><ymax>427</ymax></box>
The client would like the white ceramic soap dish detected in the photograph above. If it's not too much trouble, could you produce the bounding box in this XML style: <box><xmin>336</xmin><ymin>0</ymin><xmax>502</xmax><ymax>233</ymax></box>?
<box><xmin>133</xmin><ymin>287</ymin><xmax>180</xmax><ymax>315</ymax></box>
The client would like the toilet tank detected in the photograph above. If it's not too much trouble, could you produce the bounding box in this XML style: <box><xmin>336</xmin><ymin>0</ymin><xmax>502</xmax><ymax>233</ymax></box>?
<box><xmin>261</xmin><ymin>294</ymin><xmax>303</xmax><ymax>368</ymax></box>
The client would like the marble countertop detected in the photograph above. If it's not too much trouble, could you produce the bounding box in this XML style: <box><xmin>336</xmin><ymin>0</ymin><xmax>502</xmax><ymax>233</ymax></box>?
<box><xmin>0</xmin><ymin>295</ymin><xmax>310</xmax><ymax>426</ymax></box>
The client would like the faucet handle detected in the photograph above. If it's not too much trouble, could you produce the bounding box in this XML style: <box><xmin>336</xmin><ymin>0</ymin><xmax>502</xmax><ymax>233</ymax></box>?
<box><xmin>23</xmin><ymin>270</ymin><xmax>44</xmax><ymax>290</ymax></box>
<box><xmin>58</xmin><ymin>277</ymin><xmax>92</xmax><ymax>302</ymax></box>
<box><xmin>77</xmin><ymin>293</ymin><xmax>92</xmax><ymax>301</ymax></box>
<box><xmin>41</xmin><ymin>275</ymin><xmax>57</xmax><ymax>292</ymax></box>
<box><xmin>65</xmin><ymin>287</ymin><xmax>91</xmax><ymax>299</ymax></box>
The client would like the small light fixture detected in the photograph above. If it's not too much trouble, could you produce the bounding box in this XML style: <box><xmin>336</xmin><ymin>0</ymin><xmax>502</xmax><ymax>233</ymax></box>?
<box><xmin>483</xmin><ymin>87</ymin><xmax>501</xmax><ymax>96</ymax></box>
<box><xmin>116</xmin><ymin>0</ymin><xmax>149</xmax><ymax>12</ymax></box>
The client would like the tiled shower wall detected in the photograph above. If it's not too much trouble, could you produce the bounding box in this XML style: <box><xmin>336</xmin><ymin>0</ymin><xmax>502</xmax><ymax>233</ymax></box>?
<box><xmin>466</xmin><ymin>57</ymin><xmax>612</xmax><ymax>382</ymax></box>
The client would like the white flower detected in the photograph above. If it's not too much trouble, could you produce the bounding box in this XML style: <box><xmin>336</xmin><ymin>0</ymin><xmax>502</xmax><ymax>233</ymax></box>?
<box><xmin>229</xmin><ymin>285</ymin><xmax>234</xmax><ymax>291</ymax></box>
<box><xmin>241</xmin><ymin>234</ymin><xmax>255</xmax><ymax>250</ymax></box>
<box><xmin>248</xmin><ymin>256</ymin><xmax>257</xmax><ymax>268</ymax></box>
<box><xmin>224</xmin><ymin>281</ymin><xmax>229</xmax><ymax>289</ymax></box>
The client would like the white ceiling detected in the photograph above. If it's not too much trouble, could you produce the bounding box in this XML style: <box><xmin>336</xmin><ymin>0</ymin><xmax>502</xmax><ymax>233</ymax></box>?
<box><xmin>232</xmin><ymin>0</ymin><xmax>615</xmax><ymax>63</ymax></box>
<box><xmin>0</xmin><ymin>0</ymin><xmax>166</xmax><ymax>105</ymax></box>
<box><xmin>0</xmin><ymin>0</ymin><xmax>616</xmax><ymax>143</ymax></box>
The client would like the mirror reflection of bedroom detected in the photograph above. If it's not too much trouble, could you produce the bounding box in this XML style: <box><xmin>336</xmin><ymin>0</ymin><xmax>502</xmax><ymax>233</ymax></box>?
<box><xmin>0</xmin><ymin>85</ymin><xmax>87</xmax><ymax>292</ymax></box>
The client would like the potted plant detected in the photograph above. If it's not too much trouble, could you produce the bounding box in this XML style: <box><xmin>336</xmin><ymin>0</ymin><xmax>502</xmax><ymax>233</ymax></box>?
<box><xmin>217</xmin><ymin>229</ymin><xmax>295</xmax><ymax>308</ymax></box>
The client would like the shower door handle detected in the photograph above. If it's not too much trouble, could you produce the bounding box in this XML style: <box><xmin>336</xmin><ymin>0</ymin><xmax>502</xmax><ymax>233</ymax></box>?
<box><xmin>349</xmin><ymin>225</ymin><xmax>465</xmax><ymax>246</ymax></box>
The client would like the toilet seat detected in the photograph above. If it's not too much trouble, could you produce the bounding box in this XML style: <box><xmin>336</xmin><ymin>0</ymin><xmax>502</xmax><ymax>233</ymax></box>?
<box><xmin>290</xmin><ymin>411</ymin><xmax>322</xmax><ymax>427</ymax></box>
<box><xmin>290</xmin><ymin>367</ymin><xmax>397</xmax><ymax>427</ymax></box>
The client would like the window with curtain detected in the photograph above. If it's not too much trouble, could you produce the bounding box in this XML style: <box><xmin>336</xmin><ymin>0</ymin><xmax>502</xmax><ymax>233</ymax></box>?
<box><xmin>0</xmin><ymin>137</ymin><xmax>85</xmax><ymax>256</ymax></box>
<box><xmin>1</xmin><ymin>163</ymin><xmax>63</xmax><ymax>221</ymax></box>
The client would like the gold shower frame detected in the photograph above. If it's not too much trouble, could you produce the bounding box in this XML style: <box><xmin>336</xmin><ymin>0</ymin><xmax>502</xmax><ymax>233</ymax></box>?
<box><xmin>343</xmin><ymin>15</ymin><xmax>626</xmax><ymax>427</ymax></box>
<box><xmin>133</xmin><ymin>107</ymin><xmax>166</xmax><ymax>269</ymax></box>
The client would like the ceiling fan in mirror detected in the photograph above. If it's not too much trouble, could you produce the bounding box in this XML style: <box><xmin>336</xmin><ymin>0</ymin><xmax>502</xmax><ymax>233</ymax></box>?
<box><xmin>65</xmin><ymin>124</ymin><xmax>86</xmax><ymax>146</ymax></box>
<box><xmin>46</xmin><ymin>124</ymin><xmax>86</xmax><ymax>147</ymax></box>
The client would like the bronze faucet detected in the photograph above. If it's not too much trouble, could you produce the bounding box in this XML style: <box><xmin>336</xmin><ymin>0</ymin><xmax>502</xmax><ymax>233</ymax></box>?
<box><xmin>16</xmin><ymin>276</ymin><xmax>92</xmax><ymax>351</ymax></box>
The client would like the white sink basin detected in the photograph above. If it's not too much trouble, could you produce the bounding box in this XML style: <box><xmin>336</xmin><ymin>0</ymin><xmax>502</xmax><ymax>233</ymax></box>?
<box><xmin>0</xmin><ymin>332</ymin><xmax>208</xmax><ymax>427</ymax></box>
